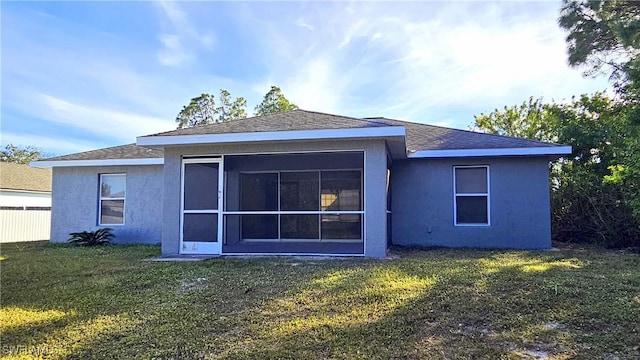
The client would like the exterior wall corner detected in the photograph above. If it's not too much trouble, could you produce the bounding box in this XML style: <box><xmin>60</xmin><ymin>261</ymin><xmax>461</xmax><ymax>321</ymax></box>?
<box><xmin>364</xmin><ymin>141</ymin><xmax>389</xmax><ymax>258</ymax></box>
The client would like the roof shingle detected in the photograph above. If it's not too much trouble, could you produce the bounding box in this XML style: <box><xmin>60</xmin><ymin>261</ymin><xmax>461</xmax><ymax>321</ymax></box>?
<box><xmin>365</xmin><ymin>117</ymin><xmax>564</xmax><ymax>151</ymax></box>
<box><xmin>42</xmin><ymin>144</ymin><xmax>163</xmax><ymax>162</ymax></box>
<box><xmin>146</xmin><ymin>109</ymin><xmax>400</xmax><ymax>137</ymax></box>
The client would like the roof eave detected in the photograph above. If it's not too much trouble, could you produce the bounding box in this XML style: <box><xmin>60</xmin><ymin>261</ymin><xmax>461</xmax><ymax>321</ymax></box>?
<box><xmin>407</xmin><ymin>146</ymin><xmax>573</xmax><ymax>158</ymax></box>
<box><xmin>136</xmin><ymin>126</ymin><xmax>407</xmax><ymax>147</ymax></box>
<box><xmin>30</xmin><ymin>158</ymin><xmax>164</xmax><ymax>168</ymax></box>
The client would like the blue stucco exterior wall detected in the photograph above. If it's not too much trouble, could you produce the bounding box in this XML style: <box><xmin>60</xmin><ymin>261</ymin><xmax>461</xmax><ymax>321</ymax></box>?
<box><xmin>48</xmin><ymin>149</ymin><xmax>554</xmax><ymax>254</ymax></box>
<box><xmin>391</xmin><ymin>157</ymin><xmax>552</xmax><ymax>249</ymax></box>
<box><xmin>50</xmin><ymin>165</ymin><xmax>163</xmax><ymax>244</ymax></box>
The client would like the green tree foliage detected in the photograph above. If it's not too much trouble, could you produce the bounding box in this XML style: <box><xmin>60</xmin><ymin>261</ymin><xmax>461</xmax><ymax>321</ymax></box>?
<box><xmin>175</xmin><ymin>90</ymin><xmax>247</xmax><ymax>129</ymax></box>
<box><xmin>559</xmin><ymin>0</ymin><xmax>640</xmax><ymax>87</ymax></box>
<box><xmin>0</xmin><ymin>144</ymin><xmax>49</xmax><ymax>164</ymax></box>
<box><xmin>559</xmin><ymin>0</ymin><xmax>640</xmax><ymax>224</ymax></box>
<box><xmin>218</xmin><ymin>89</ymin><xmax>248</xmax><ymax>122</ymax></box>
<box><xmin>254</xmin><ymin>86</ymin><xmax>299</xmax><ymax>116</ymax></box>
<box><xmin>472</xmin><ymin>97</ymin><xmax>557</xmax><ymax>142</ymax></box>
<box><xmin>474</xmin><ymin>93</ymin><xmax>639</xmax><ymax>248</ymax></box>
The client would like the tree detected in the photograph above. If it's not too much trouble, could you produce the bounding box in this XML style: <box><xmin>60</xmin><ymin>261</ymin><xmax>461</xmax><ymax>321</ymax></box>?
<box><xmin>559</xmin><ymin>0</ymin><xmax>640</xmax><ymax>223</ymax></box>
<box><xmin>217</xmin><ymin>89</ymin><xmax>247</xmax><ymax>122</ymax></box>
<box><xmin>473</xmin><ymin>93</ymin><xmax>639</xmax><ymax>248</ymax></box>
<box><xmin>175</xmin><ymin>90</ymin><xmax>247</xmax><ymax>129</ymax></box>
<box><xmin>254</xmin><ymin>86</ymin><xmax>298</xmax><ymax>116</ymax></box>
<box><xmin>0</xmin><ymin>144</ymin><xmax>49</xmax><ymax>164</ymax></box>
<box><xmin>472</xmin><ymin>97</ymin><xmax>557</xmax><ymax>142</ymax></box>
<box><xmin>559</xmin><ymin>0</ymin><xmax>640</xmax><ymax>89</ymax></box>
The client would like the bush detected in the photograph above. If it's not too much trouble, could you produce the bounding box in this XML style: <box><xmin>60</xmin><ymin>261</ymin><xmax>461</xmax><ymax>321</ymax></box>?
<box><xmin>68</xmin><ymin>228</ymin><xmax>115</xmax><ymax>246</ymax></box>
<box><xmin>551</xmin><ymin>169</ymin><xmax>640</xmax><ymax>248</ymax></box>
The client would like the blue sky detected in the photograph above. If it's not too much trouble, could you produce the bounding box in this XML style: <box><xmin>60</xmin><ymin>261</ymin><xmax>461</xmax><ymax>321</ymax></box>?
<box><xmin>1</xmin><ymin>1</ymin><xmax>610</xmax><ymax>156</ymax></box>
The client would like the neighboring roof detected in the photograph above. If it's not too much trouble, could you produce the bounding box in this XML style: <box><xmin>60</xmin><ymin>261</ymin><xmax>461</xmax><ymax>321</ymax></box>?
<box><xmin>32</xmin><ymin>144</ymin><xmax>164</xmax><ymax>168</ymax></box>
<box><xmin>0</xmin><ymin>162</ymin><xmax>52</xmax><ymax>192</ymax></box>
<box><xmin>33</xmin><ymin>110</ymin><xmax>572</xmax><ymax>167</ymax></box>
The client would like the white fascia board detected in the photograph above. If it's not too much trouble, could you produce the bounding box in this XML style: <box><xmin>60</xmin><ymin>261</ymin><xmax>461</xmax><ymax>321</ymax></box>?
<box><xmin>136</xmin><ymin>126</ymin><xmax>406</xmax><ymax>146</ymax></box>
<box><xmin>408</xmin><ymin>146</ymin><xmax>573</xmax><ymax>158</ymax></box>
<box><xmin>30</xmin><ymin>158</ymin><xmax>164</xmax><ymax>168</ymax></box>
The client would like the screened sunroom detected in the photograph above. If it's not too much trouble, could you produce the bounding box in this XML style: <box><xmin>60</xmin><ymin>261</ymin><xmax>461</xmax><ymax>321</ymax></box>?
<box><xmin>179</xmin><ymin>151</ymin><xmax>368</xmax><ymax>255</ymax></box>
<box><xmin>222</xmin><ymin>152</ymin><xmax>365</xmax><ymax>255</ymax></box>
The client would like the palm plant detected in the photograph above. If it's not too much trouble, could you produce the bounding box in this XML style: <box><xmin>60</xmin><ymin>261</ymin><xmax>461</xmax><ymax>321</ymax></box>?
<box><xmin>68</xmin><ymin>228</ymin><xmax>115</xmax><ymax>246</ymax></box>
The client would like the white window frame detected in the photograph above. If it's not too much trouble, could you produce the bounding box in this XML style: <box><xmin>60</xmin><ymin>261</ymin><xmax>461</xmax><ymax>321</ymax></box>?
<box><xmin>98</xmin><ymin>173</ymin><xmax>126</xmax><ymax>226</ymax></box>
<box><xmin>453</xmin><ymin>165</ymin><xmax>490</xmax><ymax>226</ymax></box>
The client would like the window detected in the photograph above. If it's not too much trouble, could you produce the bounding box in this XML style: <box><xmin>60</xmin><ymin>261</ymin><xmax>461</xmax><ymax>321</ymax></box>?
<box><xmin>99</xmin><ymin>174</ymin><xmax>125</xmax><ymax>225</ymax></box>
<box><xmin>454</xmin><ymin>166</ymin><xmax>489</xmax><ymax>225</ymax></box>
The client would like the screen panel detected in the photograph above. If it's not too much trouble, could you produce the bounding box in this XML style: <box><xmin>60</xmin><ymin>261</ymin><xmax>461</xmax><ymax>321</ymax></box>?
<box><xmin>240</xmin><ymin>173</ymin><xmax>278</xmax><ymax>211</ymax></box>
<box><xmin>280</xmin><ymin>172</ymin><xmax>319</xmax><ymax>211</ymax></box>
<box><xmin>241</xmin><ymin>214</ymin><xmax>278</xmax><ymax>239</ymax></box>
<box><xmin>184</xmin><ymin>163</ymin><xmax>219</xmax><ymax>210</ymax></box>
<box><xmin>321</xmin><ymin>171</ymin><xmax>361</xmax><ymax>211</ymax></box>
<box><xmin>321</xmin><ymin>214</ymin><xmax>362</xmax><ymax>240</ymax></box>
<box><xmin>281</xmin><ymin>214</ymin><xmax>319</xmax><ymax>239</ymax></box>
<box><xmin>183</xmin><ymin>213</ymin><xmax>218</xmax><ymax>242</ymax></box>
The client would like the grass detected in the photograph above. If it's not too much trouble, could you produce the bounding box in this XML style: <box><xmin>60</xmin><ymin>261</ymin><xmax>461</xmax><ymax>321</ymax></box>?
<box><xmin>1</xmin><ymin>242</ymin><xmax>639</xmax><ymax>359</ymax></box>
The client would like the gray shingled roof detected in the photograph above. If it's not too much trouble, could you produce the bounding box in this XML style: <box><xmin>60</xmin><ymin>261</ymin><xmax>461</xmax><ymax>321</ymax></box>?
<box><xmin>42</xmin><ymin>144</ymin><xmax>163</xmax><ymax>162</ymax></box>
<box><xmin>42</xmin><ymin>110</ymin><xmax>563</xmax><ymax>162</ymax></box>
<box><xmin>144</xmin><ymin>109</ymin><xmax>562</xmax><ymax>152</ymax></box>
<box><xmin>366</xmin><ymin>117</ymin><xmax>564</xmax><ymax>151</ymax></box>
<box><xmin>0</xmin><ymin>162</ymin><xmax>52</xmax><ymax>192</ymax></box>
<box><xmin>147</xmin><ymin>109</ymin><xmax>400</xmax><ymax>137</ymax></box>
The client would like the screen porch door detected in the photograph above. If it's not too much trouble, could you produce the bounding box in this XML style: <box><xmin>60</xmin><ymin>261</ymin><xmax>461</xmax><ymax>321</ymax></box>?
<box><xmin>180</xmin><ymin>158</ymin><xmax>223</xmax><ymax>254</ymax></box>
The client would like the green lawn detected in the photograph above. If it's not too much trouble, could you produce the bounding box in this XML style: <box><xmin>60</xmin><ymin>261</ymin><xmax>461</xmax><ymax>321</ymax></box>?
<box><xmin>1</xmin><ymin>243</ymin><xmax>638</xmax><ymax>359</ymax></box>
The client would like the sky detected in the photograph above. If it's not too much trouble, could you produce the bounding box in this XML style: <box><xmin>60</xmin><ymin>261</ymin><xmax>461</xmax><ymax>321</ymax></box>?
<box><xmin>1</xmin><ymin>1</ymin><xmax>611</xmax><ymax>157</ymax></box>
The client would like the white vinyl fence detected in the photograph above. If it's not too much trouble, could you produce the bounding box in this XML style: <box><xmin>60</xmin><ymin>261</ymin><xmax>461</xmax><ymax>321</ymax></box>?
<box><xmin>0</xmin><ymin>208</ymin><xmax>51</xmax><ymax>242</ymax></box>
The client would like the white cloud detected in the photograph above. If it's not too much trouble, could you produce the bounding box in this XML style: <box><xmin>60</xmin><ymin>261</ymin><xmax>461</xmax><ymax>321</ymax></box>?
<box><xmin>2</xmin><ymin>1</ymin><xmax>614</xmax><ymax>159</ymax></box>
<box><xmin>295</xmin><ymin>18</ymin><xmax>314</xmax><ymax>31</ymax></box>
<box><xmin>250</xmin><ymin>2</ymin><xmax>610</xmax><ymax>126</ymax></box>
<box><xmin>157</xmin><ymin>34</ymin><xmax>188</xmax><ymax>66</ymax></box>
<box><xmin>283</xmin><ymin>58</ymin><xmax>341</xmax><ymax>112</ymax></box>
<box><xmin>377</xmin><ymin>13</ymin><xmax>609</xmax><ymax>123</ymax></box>
<box><xmin>0</xmin><ymin>132</ymin><xmax>100</xmax><ymax>155</ymax></box>
<box><xmin>37</xmin><ymin>95</ymin><xmax>176</xmax><ymax>142</ymax></box>
<box><xmin>155</xmin><ymin>1</ymin><xmax>216</xmax><ymax>66</ymax></box>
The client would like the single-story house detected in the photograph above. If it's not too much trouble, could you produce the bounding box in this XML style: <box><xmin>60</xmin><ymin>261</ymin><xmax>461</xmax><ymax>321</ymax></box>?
<box><xmin>1</xmin><ymin>162</ymin><xmax>52</xmax><ymax>242</ymax></box>
<box><xmin>32</xmin><ymin>110</ymin><xmax>571</xmax><ymax>257</ymax></box>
